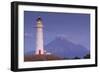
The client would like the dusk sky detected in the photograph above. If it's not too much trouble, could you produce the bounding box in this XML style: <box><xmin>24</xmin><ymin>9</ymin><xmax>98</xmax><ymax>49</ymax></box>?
<box><xmin>24</xmin><ymin>11</ymin><xmax>90</xmax><ymax>54</ymax></box>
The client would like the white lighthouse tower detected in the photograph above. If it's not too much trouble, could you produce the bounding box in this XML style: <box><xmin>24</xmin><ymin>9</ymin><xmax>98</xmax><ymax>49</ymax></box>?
<box><xmin>35</xmin><ymin>17</ymin><xmax>44</xmax><ymax>55</ymax></box>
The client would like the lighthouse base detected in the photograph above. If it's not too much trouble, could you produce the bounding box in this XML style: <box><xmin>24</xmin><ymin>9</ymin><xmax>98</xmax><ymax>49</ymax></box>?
<box><xmin>35</xmin><ymin>49</ymin><xmax>44</xmax><ymax>55</ymax></box>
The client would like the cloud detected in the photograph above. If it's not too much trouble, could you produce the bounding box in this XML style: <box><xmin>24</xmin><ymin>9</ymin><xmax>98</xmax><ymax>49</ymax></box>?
<box><xmin>24</xmin><ymin>33</ymin><xmax>33</xmax><ymax>37</ymax></box>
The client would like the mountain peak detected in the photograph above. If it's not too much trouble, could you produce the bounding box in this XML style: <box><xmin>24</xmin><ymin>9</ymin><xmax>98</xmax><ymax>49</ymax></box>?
<box><xmin>56</xmin><ymin>36</ymin><xmax>67</xmax><ymax>40</ymax></box>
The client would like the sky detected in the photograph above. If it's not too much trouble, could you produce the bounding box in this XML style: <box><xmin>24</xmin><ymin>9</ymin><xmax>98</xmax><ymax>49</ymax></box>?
<box><xmin>24</xmin><ymin>11</ymin><xmax>90</xmax><ymax>54</ymax></box>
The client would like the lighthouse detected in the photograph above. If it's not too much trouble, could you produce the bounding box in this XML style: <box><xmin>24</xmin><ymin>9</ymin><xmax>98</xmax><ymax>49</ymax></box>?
<box><xmin>35</xmin><ymin>17</ymin><xmax>44</xmax><ymax>55</ymax></box>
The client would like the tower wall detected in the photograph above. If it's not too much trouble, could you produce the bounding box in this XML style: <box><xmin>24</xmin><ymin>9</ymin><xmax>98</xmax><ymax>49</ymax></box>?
<box><xmin>36</xmin><ymin>28</ymin><xmax>44</xmax><ymax>55</ymax></box>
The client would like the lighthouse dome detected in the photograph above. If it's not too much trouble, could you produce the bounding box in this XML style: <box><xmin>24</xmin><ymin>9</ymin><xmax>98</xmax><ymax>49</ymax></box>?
<box><xmin>36</xmin><ymin>16</ymin><xmax>42</xmax><ymax>21</ymax></box>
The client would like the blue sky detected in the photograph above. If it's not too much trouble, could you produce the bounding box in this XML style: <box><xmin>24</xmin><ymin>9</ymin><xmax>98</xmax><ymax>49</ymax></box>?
<box><xmin>24</xmin><ymin>11</ymin><xmax>90</xmax><ymax>54</ymax></box>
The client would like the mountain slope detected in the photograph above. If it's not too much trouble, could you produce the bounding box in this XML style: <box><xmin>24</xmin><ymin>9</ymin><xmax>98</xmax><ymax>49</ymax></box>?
<box><xmin>44</xmin><ymin>37</ymin><xmax>89</xmax><ymax>59</ymax></box>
